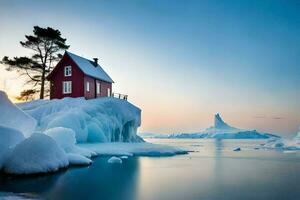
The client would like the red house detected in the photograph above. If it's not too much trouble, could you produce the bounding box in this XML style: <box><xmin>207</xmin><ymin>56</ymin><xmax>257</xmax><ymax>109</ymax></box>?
<box><xmin>47</xmin><ymin>51</ymin><xmax>114</xmax><ymax>100</ymax></box>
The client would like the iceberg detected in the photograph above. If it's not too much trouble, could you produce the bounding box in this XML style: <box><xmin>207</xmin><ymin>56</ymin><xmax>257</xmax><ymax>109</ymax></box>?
<box><xmin>141</xmin><ymin>113</ymin><xmax>280</xmax><ymax>139</ymax></box>
<box><xmin>262</xmin><ymin>126</ymin><xmax>300</xmax><ymax>151</ymax></box>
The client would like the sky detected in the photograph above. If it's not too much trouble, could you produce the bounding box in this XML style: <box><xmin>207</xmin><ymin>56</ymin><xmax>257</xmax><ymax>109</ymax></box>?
<box><xmin>0</xmin><ymin>0</ymin><xmax>299</xmax><ymax>137</ymax></box>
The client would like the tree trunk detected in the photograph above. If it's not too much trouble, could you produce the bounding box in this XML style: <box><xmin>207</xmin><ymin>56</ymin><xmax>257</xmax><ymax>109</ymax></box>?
<box><xmin>40</xmin><ymin>67</ymin><xmax>46</xmax><ymax>99</ymax></box>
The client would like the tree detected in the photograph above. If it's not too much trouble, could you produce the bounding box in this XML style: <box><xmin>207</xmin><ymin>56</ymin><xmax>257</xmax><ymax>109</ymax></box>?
<box><xmin>1</xmin><ymin>26</ymin><xmax>69</xmax><ymax>99</ymax></box>
<box><xmin>15</xmin><ymin>89</ymin><xmax>36</xmax><ymax>102</ymax></box>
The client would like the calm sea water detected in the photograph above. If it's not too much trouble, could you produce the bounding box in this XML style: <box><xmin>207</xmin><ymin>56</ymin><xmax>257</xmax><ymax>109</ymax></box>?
<box><xmin>0</xmin><ymin>139</ymin><xmax>300</xmax><ymax>200</ymax></box>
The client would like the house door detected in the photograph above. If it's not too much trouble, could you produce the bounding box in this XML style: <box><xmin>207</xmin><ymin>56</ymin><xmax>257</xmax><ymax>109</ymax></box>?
<box><xmin>107</xmin><ymin>88</ymin><xmax>111</xmax><ymax>97</ymax></box>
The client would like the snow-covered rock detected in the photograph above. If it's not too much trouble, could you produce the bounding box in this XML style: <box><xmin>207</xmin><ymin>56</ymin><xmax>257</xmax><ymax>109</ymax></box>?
<box><xmin>18</xmin><ymin>97</ymin><xmax>143</xmax><ymax>143</ymax></box>
<box><xmin>4</xmin><ymin>134</ymin><xmax>69</xmax><ymax>174</ymax></box>
<box><xmin>67</xmin><ymin>153</ymin><xmax>92</xmax><ymax>166</ymax></box>
<box><xmin>0</xmin><ymin>91</ymin><xmax>36</xmax><ymax>137</ymax></box>
<box><xmin>0</xmin><ymin>125</ymin><xmax>25</xmax><ymax>169</ymax></box>
<box><xmin>148</xmin><ymin>113</ymin><xmax>280</xmax><ymax>139</ymax></box>
<box><xmin>107</xmin><ymin>156</ymin><xmax>122</xmax><ymax>164</ymax></box>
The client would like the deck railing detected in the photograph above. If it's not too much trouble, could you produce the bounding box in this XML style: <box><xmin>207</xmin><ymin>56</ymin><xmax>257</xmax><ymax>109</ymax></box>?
<box><xmin>111</xmin><ymin>92</ymin><xmax>128</xmax><ymax>101</ymax></box>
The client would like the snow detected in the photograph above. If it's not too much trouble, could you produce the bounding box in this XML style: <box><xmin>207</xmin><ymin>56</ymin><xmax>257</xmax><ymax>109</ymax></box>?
<box><xmin>121</xmin><ymin>156</ymin><xmax>128</xmax><ymax>159</ymax></box>
<box><xmin>143</xmin><ymin>113</ymin><xmax>280</xmax><ymax>139</ymax></box>
<box><xmin>18</xmin><ymin>96</ymin><xmax>143</xmax><ymax>143</ymax></box>
<box><xmin>107</xmin><ymin>156</ymin><xmax>122</xmax><ymax>164</ymax></box>
<box><xmin>44</xmin><ymin>127</ymin><xmax>76</xmax><ymax>152</ymax></box>
<box><xmin>0</xmin><ymin>90</ymin><xmax>187</xmax><ymax>175</ymax></box>
<box><xmin>4</xmin><ymin>134</ymin><xmax>68</xmax><ymax>174</ymax></box>
<box><xmin>0</xmin><ymin>91</ymin><xmax>36</xmax><ymax>137</ymax></box>
<box><xmin>66</xmin><ymin>51</ymin><xmax>114</xmax><ymax>83</ymax></box>
<box><xmin>0</xmin><ymin>125</ymin><xmax>24</xmax><ymax>169</ymax></box>
<box><xmin>79</xmin><ymin>142</ymin><xmax>188</xmax><ymax>157</ymax></box>
<box><xmin>67</xmin><ymin>153</ymin><xmax>92</xmax><ymax>165</ymax></box>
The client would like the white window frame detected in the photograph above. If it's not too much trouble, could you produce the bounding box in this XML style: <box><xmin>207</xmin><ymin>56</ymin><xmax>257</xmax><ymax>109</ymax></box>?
<box><xmin>107</xmin><ymin>88</ymin><xmax>111</xmax><ymax>97</ymax></box>
<box><xmin>62</xmin><ymin>81</ymin><xmax>72</xmax><ymax>94</ymax></box>
<box><xmin>64</xmin><ymin>66</ymin><xmax>72</xmax><ymax>77</ymax></box>
<box><xmin>96</xmin><ymin>82</ymin><xmax>101</xmax><ymax>94</ymax></box>
<box><xmin>86</xmin><ymin>81</ymin><xmax>90</xmax><ymax>92</ymax></box>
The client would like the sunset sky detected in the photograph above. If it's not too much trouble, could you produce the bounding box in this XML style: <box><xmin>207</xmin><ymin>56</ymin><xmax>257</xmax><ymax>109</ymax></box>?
<box><xmin>0</xmin><ymin>0</ymin><xmax>299</xmax><ymax>136</ymax></box>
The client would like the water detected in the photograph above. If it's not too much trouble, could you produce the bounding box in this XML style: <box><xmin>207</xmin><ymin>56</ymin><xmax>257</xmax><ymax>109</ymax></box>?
<box><xmin>0</xmin><ymin>139</ymin><xmax>300</xmax><ymax>200</ymax></box>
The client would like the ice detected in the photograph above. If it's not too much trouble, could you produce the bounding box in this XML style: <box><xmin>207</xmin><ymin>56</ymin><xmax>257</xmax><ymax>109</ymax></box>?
<box><xmin>67</xmin><ymin>153</ymin><xmax>92</xmax><ymax>166</ymax></box>
<box><xmin>262</xmin><ymin>127</ymin><xmax>300</xmax><ymax>151</ymax></box>
<box><xmin>4</xmin><ymin>134</ymin><xmax>69</xmax><ymax>174</ymax></box>
<box><xmin>79</xmin><ymin>142</ymin><xmax>188</xmax><ymax>157</ymax></box>
<box><xmin>144</xmin><ymin>113</ymin><xmax>280</xmax><ymax>139</ymax></box>
<box><xmin>233</xmin><ymin>147</ymin><xmax>241</xmax><ymax>151</ymax></box>
<box><xmin>44</xmin><ymin>127</ymin><xmax>76</xmax><ymax>152</ymax></box>
<box><xmin>121</xmin><ymin>156</ymin><xmax>129</xmax><ymax>159</ymax></box>
<box><xmin>18</xmin><ymin>97</ymin><xmax>143</xmax><ymax>143</ymax></box>
<box><xmin>0</xmin><ymin>125</ymin><xmax>24</xmax><ymax>169</ymax></box>
<box><xmin>0</xmin><ymin>91</ymin><xmax>36</xmax><ymax>137</ymax></box>
<box><xmin>107</xmin><ymin>156</ymin><xmax>122</xmax><ymax>164</ymax></box>
<box><xmin>0</xmin><ymin>91</ymin><xmax>187</xmax><ymax>175</ymax></box>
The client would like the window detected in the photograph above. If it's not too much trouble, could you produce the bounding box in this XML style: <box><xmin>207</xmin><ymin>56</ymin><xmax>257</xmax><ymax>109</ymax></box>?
<box><xmin>63</xmin><ymin>81</ymin><xmax>72</xmax><ymax>94</ymax></box>
<box><xmin>64</xmin><ymin>66</ymin><xmax>72</xmax><ymax>76</ymax></box>
<box><xmin>96</xmin><ymin>82</ymin><xmax>101</xmax><ymax>94</ymax></box>
<box><xmin>86</xmin><ymin>81</ymin><xmax>90</xmax><ymax>92</ymax></box>
<box><xmin>107</xmin><ymin>88</ymin><xmax>111</xmax><ymax>97</ymax></box>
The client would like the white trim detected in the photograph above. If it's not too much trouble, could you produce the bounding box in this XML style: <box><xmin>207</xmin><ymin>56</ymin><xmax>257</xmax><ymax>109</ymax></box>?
<box><xmin>86</xmin><ymin>81</ymin><xmax>90</xmax><ymax>92</ymax></box>
<box><xmin>62</xmin><ymin>81</ymin><xmax>72</xmax><ymax>94</ymax></box>
<box><xmin>64</xmin><ymin>66</ymin><xmax>72</xmax><ymax>77</ymax></box>
<box><xmin>96</xmin><ymin>82</ymin><xmax>101</xmax><ymax>94</ymax></box>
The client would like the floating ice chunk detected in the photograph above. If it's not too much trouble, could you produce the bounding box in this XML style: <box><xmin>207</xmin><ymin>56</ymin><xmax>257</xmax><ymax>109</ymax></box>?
<box><xmin>0</xmin><ymin>91</ymin><xmax>36</xmax><ymax>137</ymax></box>
<box><xmin>67</xmin><ymin>153</ymin><xmax>92</xmax><ymax>166</ymax></box>
<box><xmin>233</xmin><ymin>147</ymin><xmax>241</xmax><ymax>151</ymax></box>
<box><xmin>0</xmin><ymin>125</ymin><xmax>25</xmax><ymax>169</ymax></box>
<box><xmin>107</xmin><ymin>156</ymin><xmax>122</xmax><ymax>164</ymax></box>
<box><xmin>4</xmin><ymin>134</ymin><xmax>68</xmax><ymax>174</ymax></box>
<box><xmin>121</xmin><ymin>156</ymin><xmax>128</xmax><ymax>159</ymax></box>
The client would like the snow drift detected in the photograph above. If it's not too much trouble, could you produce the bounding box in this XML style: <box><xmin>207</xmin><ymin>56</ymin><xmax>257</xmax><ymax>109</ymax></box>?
<box><xmin>18</xmin><ymin>97</ymin><xmax>143</xmax><ymax>143</ymax></box>
<box><xmin>4</xmin><ymin>134</ymin><xmax>69</xmax><ymax>174</ymax></box>
<box><xmin>0</xmin><ymin>91</ymin><xmax>36</xmax><ymax>137</ymax></box>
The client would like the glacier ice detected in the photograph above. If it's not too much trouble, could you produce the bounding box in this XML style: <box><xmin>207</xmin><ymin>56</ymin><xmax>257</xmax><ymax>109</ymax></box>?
<box><xmin>18</xmin><ymin>97</ymin><xmax>143</xmax><ymax>143</ymax></box>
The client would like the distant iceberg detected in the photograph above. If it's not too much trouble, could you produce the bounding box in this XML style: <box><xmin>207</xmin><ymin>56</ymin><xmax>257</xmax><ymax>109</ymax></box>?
<box><xmin>140</xmin><ymin>113</ymin><xmax>280</xmax><ymax>139</ymax></box>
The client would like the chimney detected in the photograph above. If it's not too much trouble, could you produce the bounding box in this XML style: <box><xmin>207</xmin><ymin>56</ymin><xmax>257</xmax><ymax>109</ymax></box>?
<box><xmin>93</xmin><ymin>58</ymin><xmax>98</xmax><ymax>67</ymax></box>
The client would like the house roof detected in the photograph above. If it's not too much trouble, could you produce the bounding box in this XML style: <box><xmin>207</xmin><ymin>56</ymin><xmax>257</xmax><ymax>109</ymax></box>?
<box><xmin>66</xmin><ymin>51</ymin><xmax>114</xmax><ymax>83</ymax></box>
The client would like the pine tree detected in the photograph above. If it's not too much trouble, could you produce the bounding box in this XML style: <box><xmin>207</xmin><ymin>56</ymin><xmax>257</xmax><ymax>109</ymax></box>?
<box><xmin>1</xmin><ymin>26</ymin><xmax>69</xmax><ymax>99</ymax></box>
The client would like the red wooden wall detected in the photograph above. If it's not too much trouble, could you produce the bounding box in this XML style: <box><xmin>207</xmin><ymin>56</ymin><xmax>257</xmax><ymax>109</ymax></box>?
<box><xmin>48</xmin><ymin>54</ymin><xmax>112</xmax><ymax>100</ymax></box>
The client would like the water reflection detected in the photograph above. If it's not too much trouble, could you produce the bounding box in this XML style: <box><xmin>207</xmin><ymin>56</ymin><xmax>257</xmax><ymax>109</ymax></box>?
<box><xmin>0</xmin><ymin>157</ymin><xmax>140</xmax><ymax>200</ymax></box>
